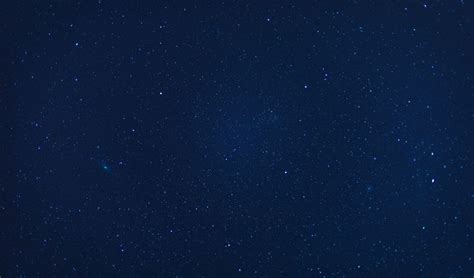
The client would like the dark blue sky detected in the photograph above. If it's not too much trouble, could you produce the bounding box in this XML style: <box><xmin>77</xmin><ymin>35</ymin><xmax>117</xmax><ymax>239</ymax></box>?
<box><xmin>1</xmin><ymin>1</ymin><xmax>473</xmax><ymax>276</ymax></box>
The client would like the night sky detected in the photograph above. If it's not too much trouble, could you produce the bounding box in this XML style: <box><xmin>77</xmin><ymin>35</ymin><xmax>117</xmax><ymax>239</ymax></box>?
<box><xmin>1</xmin><ymin>1</ymin><xmax>474</xmax><ymax>277</ymax></box>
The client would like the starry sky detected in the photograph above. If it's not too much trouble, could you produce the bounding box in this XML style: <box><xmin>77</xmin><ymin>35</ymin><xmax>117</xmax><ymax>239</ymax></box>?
<box><xmin>1</xmin><ymin>0</ymin><xmax>473</xmax><ymax>277</ymax></box>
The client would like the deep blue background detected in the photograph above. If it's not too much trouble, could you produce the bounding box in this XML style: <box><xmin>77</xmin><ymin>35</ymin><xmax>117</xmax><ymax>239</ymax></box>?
<box><xmin>1</xmin><ymin>0</ymin><xmax>473</xmax><ymax>276</ymax></box>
